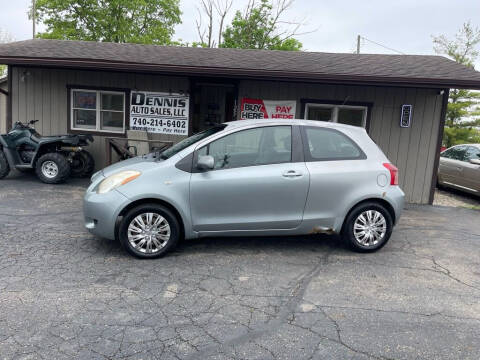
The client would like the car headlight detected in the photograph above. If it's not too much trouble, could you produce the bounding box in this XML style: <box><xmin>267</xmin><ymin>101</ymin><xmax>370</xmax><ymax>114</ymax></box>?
<box><xmin>97</xmin><ymin>170</ymin><xmax>141</xmax><ymax>194</ymax></box>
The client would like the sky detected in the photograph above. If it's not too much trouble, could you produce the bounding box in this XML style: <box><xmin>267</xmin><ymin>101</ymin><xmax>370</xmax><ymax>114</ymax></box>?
<box><xmin>1</xmin><ymin>0</ymin><xmax>480</xmax><ymax>65</ymax></box>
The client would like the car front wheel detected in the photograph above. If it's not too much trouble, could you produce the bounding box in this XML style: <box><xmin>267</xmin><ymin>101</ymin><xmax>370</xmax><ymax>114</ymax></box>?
<box><xmin>119</xmin><ymin>204</ymin><xmax>180</xmax><ymax>259</ymax></box>
<box><xmin>341</xmin><ymin>202</ymin><xmax>393</xmax><ymax>252</ymax></box>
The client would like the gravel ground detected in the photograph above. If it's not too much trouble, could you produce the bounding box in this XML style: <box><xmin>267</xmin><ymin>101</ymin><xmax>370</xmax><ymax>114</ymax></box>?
<box><xmin>0</xmin><ymin>172</ymin><xmax>479</xmax><ymax>360</ymax></box>
<box><xmin>433</xmin><ymin>187</ymin><xmax>480</xmax><ymax>209</ymax></box>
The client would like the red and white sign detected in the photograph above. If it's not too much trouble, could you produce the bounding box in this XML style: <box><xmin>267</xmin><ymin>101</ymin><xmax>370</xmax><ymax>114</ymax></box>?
<box><xmin>240</xmin><ymin>98</ymin><xmax>296</xmax><ymax>120</ymax></box>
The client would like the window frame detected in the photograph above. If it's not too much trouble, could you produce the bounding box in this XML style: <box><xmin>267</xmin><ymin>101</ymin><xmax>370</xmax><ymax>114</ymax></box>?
<box><xmin>69</xmin><ymin>87</ymin><xmax>127</xmax><ymax>135</ymax></box>
<box><xmin>303</xmin><ymin>103</ymin><xmax>368</xmax><ymax>128</ymax></box>
<box><xmin>192</xmin><ymin>125</ymin><xmax>301</xmax><ymax>172</ymax></box>
<box><xmin>300</xmin><ymin>126</ymin><xmax>367</xmax><ymax>162</ymax></box>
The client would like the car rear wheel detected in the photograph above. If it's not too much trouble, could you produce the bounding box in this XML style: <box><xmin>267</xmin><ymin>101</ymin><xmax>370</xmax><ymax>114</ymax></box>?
<box><xmin>35</xmin><ymin>153</ymin><xmax>71</xmax><ymax>184</ymax></box>
<box><xmin>341</xmin><ymin>202</ymin><xmax>393</xmax><ymax>252</ymax></box>
<box><xmin>119</xmin><ymin>204</ymin><xmax>180</xmax><ymax>259</ymax></box>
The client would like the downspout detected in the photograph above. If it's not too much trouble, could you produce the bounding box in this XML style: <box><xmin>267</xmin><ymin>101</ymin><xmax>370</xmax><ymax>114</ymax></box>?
<box><xmin>428</xmin><ymin>89</ymin><xmax>449</xmax><ymax>204</ymax></box>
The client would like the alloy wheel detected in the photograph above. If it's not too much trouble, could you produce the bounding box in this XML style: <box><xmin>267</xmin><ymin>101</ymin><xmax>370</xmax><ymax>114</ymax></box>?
<box><xmin>127</xmin><ymin>212</ymin><xmax>171</xmax><ymax>254</ymax></box>
<box><xmin>353</xmin><ymin>210</ymin><xmax>387</xmax><ymax>246</ymax></box>
<box><xmin>41</xmin><ymin>161</ymin><xmax>59</xmax><ymax>179</ymax></box>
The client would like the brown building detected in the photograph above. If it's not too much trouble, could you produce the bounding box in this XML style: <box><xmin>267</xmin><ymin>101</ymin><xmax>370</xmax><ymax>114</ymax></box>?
<box><xmin>1</xmin><ymin>39</ymin><xmax>480</xmax><ymax>204</ymax></box>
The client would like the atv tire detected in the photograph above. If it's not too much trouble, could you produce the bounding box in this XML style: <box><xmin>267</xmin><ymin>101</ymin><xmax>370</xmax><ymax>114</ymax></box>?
<box><xmin>71</xmin><ymin>150</ymin><xmax>95</xmax><ymax>178</ymax></box>
<box><xmin>0</xmin><ymin>150</ymin><xmax>10</xmax><ymax>179</ymax></box>
<box><xmin>35</xmin><ymin>153</ymin><xmax>71</xmax><ymax>184</ymax></box>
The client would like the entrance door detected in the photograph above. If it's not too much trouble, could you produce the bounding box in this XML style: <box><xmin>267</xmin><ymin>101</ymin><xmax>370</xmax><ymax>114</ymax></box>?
<box><xmin>192</xmin><ymin>82</ymin><xmax>237</xmax><ymax>133</ymax></box>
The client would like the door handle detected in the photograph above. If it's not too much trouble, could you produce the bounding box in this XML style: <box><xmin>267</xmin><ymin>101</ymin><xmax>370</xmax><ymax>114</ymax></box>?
<box><xmin>282</xmin><ymin>170</ymin><xmax>302</xmax><ymax>178</ymax></box>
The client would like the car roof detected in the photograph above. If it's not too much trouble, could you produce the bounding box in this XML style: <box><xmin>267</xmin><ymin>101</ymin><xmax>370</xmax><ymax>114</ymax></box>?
<box><xmin>450</xmin><ymin>144</ymin><xmax>480</xmax><ymax>148</ymax></box>
<box><xmin>223</xmin><ymin>119</ymin><xmax>365</xmax><ymax>132</ymax></box>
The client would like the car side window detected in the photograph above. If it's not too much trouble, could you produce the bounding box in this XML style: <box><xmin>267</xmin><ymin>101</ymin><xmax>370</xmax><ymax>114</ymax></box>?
<box><xmin>302</xmin><ymin>127</ymin><xmax>365</xmax><ymax>161</ymax></box>
<box><xmin>466</xmin><ymin>146</ymin><xmax>480</xmax><ymax>161</ymax></box>
<box><xmin>198</xmin><ymin>126</ymin><xmax>292</xmax><ymax>170</ymax></box>
<box><xmin>442</xmin><ymin>146</ymin><xmax>467</xmax><ymax>161</ymax></box>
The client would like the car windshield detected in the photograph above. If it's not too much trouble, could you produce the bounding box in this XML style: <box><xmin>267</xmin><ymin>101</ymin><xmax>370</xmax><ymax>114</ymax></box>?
<box><xmin>159</xmin><ymin>125</ymin><xmax>227</xmax><ymax>160</ymax></box>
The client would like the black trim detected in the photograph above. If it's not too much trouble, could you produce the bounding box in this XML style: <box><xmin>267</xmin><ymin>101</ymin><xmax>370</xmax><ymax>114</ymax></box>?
<box><xmin>175</xmin><ymin>152</ymin><xmax>194</xmax><ymax>172</ymax></box>
<box><xmin>7</xmin><ymin>66</ymin><xmax>12</xmax><ymax>131</ymax></box>
<box><xmin>0</xmin><ymin>88</ymin><xmax>7</xmax><ymax>96</ymax></box>
<box><xmin>192</xmin><ymin>125</ymin><xmax>296</xmax><ymax>173</ymax></box>
<box><xmin>66</xmin><ymin>84</ymin><xmax>130</xmax><ymax>137</ymax></box>
<box><xmin>429</xmin><ymin>89</ymin><xmax>449</xmax><ymax>204</ymax></box>
<box><xmin>300</xmin><ymin>126</ymin><xmax>367</xmax><ymax>162</ymax></box>
<box><xmin>300</xmin><ymin>98</ymin><xmax>373</xmax><ymax>133</ymax></box>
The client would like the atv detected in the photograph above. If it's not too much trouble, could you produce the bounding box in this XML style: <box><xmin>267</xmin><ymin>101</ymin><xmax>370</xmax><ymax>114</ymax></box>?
<box><xmin>0</xmin><ymin>120</ymin><xmax>95</xmax><ymax>184</ymax></box>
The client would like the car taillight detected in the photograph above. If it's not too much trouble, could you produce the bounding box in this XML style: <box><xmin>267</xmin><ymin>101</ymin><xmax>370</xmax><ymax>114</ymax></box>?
<box><xmin>383</xmin><ymin>163</ymin><xmax>398</xmax><ymax>185</ymax></box>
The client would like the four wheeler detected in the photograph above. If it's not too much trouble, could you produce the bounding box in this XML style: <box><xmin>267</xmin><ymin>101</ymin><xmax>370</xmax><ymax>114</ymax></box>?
<box><xmin>0</xmin><ymin>120</ymin><xmax>95</xmax><ymax>184</ymax></box>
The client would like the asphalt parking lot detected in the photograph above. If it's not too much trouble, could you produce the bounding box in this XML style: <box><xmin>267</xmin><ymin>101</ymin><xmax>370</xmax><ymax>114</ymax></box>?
<box><xmin>1</xmin><ymin>172</ymin><xmax>479</xmax><ymax>360</ymax></box>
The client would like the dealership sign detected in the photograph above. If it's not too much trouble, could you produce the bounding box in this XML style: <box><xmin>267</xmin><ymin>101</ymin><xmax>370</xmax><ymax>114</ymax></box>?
<box><xmin>130</xmin><ymin>92</ymin><xmax>189</xmax><ymax>135</ymax></box>
<box><xmin>240</xmin><ymin>98</ymin><xmax>296</xmax><ymax>120</ymax></box>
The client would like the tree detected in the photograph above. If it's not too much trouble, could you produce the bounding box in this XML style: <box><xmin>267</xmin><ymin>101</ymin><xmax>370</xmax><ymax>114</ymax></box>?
<box><xmin>0</xmin><ymin>29</ymin><xmax>14</xmax><ymax>77</ymax></box>
<box><xmin>221</xmin><ymin>0</ymin><xmax>303</xmax><ymax>51</ymax></box>
<box><xmin>433</xmin><ymin>22</ymin><xmax>480</xmax><ymax>147</ymax></box>
<box><xmin>35</xmin><ymin>0</ymin><xmax>181</xmax><ymax>45</ymax></box>
<box><xmin>195</xmin><ymin>0</ymin><xmax>233</xmax><ymax>48</ymax></box>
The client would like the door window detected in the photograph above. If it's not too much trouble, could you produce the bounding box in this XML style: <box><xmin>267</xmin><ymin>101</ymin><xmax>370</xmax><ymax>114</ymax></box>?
<box><xmin>302</xmin><ymin>127</ymin><xmax>365</xmax><ymax>161</ymax></box>
<box><xmin>441</xmin><ymin>146</ymin><xmax>467</xmax><ymax>161</ymax></box>
<box><xmin>466</xmin><ymin>146</ymin><xmax>480</xmax><ymax>161</ymax></box>
<box><xmin>198</xmin><ymin>126</ymin><xmax>292</xmax><ymax>169</ymax></box>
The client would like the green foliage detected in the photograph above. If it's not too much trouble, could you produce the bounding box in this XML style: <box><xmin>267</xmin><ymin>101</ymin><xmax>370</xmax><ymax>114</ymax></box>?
<box><xmin>433</xmin><ymin>22</ymin><xmax>480</xmax><ymax>147</ymax></box>
<box><xmin>0</xmin><ymin>65</ymin><xmax>6</xmax><ymax>77</ymax></box>
<box><xmin>221</xmin><ymin>0</ymin><xmax>302</xmax><ymax>51</ymax></box>
<box><xmin>35</xmin><ymin>0</ymin><xmax>181</xmax><ymax>44</ymax></box>
<box><xmin>443</xmin><ymin>126</ymin><xmax>480</xmax><ymax>147</ymax></box>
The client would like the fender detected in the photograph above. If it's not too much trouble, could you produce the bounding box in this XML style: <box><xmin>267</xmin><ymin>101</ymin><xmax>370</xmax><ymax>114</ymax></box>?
<box><xmin>0</xmin><ymin>136</ymin><xmax>18</xmax><ymax>168</ymax></box>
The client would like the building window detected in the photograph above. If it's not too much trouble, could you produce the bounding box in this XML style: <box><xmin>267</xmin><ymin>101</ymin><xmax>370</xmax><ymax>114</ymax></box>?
<box><xmin>304</xmin><ymin>103</ymin><xmax>367</xmax><ymax>128</ymax></box>
<box><xmin>71</xmin><ymin>89</ymin><xmax>125</xmax><ymax>133</ymax></box>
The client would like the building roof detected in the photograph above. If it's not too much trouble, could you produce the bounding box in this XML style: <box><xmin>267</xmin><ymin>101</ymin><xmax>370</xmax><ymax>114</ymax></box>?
<box><xmin>1</xmin><ymin>39</ymin><xmax>480</xmax><ymax>89</ymax></box>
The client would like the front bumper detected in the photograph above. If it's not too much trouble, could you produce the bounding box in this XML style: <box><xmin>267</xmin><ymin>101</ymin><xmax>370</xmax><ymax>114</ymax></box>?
<box><xmin>83</xmin><ymin>186</ymin><xmax>130</xmax><ymax>240</ymax></box>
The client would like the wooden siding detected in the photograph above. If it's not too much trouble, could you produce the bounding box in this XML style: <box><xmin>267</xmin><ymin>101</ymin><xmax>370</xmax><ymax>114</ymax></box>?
<box><xmin>10</xmin><ymin>67</ymin><xmax>444</xmax><ymax>204</ymax></box>
<box><xmin>0</xmin><ymin>81</ymin><xmax>7</xmax><ymax>133</ymax></box>
<box><xmin>11</xmin><ymin>67</ymin><xmax>189</xmax><ymax>169</ymax></box>
<box><xmin>238</xmin><ymin>80</ymin><xmax>444</xmax><ymax>204</ymax></box>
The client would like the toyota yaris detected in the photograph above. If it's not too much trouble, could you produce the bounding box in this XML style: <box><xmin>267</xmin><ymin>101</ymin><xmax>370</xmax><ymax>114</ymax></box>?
<box><xmin>84</xmin><ymin>120</ymin><xmax>404</xmax><ymax>258</ymax></box>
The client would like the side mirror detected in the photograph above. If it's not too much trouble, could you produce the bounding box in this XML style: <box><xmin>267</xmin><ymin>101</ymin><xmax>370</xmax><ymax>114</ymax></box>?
<box><xmin>197</xmin><ymin>155</ymin><xmax>214</xmax><ymax>170</ymax></box>
<box><xmin>469</xmin><ymin>158</ymin><xmax>480</xmax><ymax>165</ymax></box>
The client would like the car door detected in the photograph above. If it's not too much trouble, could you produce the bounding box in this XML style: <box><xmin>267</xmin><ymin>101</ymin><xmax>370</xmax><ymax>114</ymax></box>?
<box><xmin>438</xmin><ymin>146</ymin><xmax>468</xmax><ymax>186</ymax></box>
<box><xmin>461</xmin><ymin>146</ymin><xmax>480</xmax><ymax>192</ymax></box>
<box><xmin>189</xmin><ymin>125</ymin><xmax>310</xmax><ymax>232</ymax></box>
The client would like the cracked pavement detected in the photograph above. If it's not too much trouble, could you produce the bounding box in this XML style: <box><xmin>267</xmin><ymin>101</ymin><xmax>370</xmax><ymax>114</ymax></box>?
<box><xmin>0</xmin><ymin>172</ymin><xmax>479</xmax><ymax>359</ymax></box>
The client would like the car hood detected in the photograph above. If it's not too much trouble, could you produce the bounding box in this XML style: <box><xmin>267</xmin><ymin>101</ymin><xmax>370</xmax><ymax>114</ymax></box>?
<box><xmin>101</xmin><ymin>154</ymin><xmax>163</xmax><ymax>178</ymax></box>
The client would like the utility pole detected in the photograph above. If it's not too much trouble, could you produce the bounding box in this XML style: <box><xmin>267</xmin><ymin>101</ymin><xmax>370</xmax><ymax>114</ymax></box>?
<box><xmin>356</xmin><ymin>35</ymin><xmax>361</xmax><ymax>54</ymax></box>
<box><xmin>32</xmin><ymin>0</ymin><xmax>36</xmax><ymax>38</ymax></box>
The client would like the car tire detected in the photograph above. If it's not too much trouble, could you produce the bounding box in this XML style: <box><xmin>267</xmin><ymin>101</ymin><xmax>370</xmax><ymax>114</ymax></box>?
<box><xmin>71</xmin><ymin>150</ymin><xmax>95</xmax><ymax>178</ymax></box>
<box><xmin>0</xmin><ymin>150</ymin><xmax>10</xmax><ymax>179</ymax></box>
<box><xmin>119</xmin><ymin>204</ymin><xmax>180</xmax><ymax>259</ymax></box>
<box><xmin>35</xmin><ymin>153</ymin><xmax>71</xmax><ymax>184</ymax></box>
<box><xmin>341</xmin><ymin>202</ymin><xmax>393</xmax><ymax>252</ymax></box>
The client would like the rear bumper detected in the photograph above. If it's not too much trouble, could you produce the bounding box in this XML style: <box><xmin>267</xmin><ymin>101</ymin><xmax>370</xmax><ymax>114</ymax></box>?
<box><xmin>83</xmin><ymin>188</ymin><xmax>130</xmax><ymax>240</ymax></box>
<box><xmin>387</xmin><ymin>186</ymin><xmax>405</xmax><ymax>225</ymax></box>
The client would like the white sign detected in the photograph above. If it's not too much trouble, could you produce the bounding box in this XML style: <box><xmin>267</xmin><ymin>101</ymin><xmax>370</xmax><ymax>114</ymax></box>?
<box><xmin>240</xmin><ymin>98</ymin><xmax>296</xmax><ymax>120</ymax></box>
<box><xmin>130</xmin><ymin>92</ymin><xmax>189</xmax><ymax>135</ymax></box>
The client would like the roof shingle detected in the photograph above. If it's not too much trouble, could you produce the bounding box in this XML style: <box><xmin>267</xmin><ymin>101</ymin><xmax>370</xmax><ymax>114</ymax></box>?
<box><xmin>1</xmin><ymin>39</ymin><xmax>480</xmax><ymax>88</ymax></box>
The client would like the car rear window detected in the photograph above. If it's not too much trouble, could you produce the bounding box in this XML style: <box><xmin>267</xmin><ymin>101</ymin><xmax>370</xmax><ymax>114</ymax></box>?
<box><xmin>302</xmin><ymin>127</ymin><xmax>365</xmax><ymax>161</ymax></box>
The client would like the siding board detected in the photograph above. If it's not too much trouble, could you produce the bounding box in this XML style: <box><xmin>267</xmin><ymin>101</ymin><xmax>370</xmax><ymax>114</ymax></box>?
<box><xmin>10</xmin><ymin>68</ymin><xmax>443</xmax><ymax>203</ymax></box>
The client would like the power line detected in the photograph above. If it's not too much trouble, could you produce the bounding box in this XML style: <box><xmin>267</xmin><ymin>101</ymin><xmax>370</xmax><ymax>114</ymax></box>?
<box><xmin>356</xmin><ymin>35</ymin><xmax>405</xmax><ymax>55</ymax></box>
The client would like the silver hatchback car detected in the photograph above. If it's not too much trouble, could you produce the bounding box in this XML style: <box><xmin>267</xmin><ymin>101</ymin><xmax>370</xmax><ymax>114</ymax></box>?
<box><xmin>84</xmin><ymin>120</ymin><xmax>404</xmax><ymax>258</ymax></box>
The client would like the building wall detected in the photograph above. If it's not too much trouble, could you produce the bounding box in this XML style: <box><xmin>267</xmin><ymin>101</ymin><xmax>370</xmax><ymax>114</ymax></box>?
<box><xmin>10</xmin><ymin>67</ymin><xmax>444</xmax><ymax>204</ymax></box>
<box><xmin>238</xmin><ymin>80</ymin><xmax>444</xmax><ymax>204</ymax></box>
<box><xmin>10</xmin><ymin>67</ymin><xmax>189</xmax><ymax>169</ymax></box>
<box><xmin>0</xmin><ymin>80</ymin><xmax>7</xmax><ymax>134</ymax></box>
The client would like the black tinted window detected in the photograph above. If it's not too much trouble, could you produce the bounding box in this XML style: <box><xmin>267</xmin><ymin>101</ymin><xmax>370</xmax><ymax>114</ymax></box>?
<box><xmin>198</xmin><ymin>126</ymin><xmax>292</xmax><ymax>169</ymax></box>
<box><xmin>303</xmin><ymin>127</ymin><xmax>364</xmax><ymax>161</ymax></box>
<box><xmin>441</xmin><ymin>146</ymin><xmax>467</xmax><ymax>161</ymax></box>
